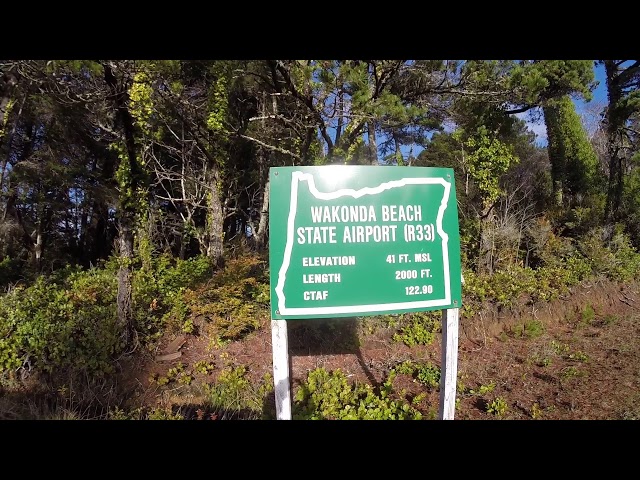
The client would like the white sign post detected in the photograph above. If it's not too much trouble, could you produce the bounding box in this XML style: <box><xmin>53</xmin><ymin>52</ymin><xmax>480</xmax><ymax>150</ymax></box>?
<box><xmin>271</xmin><ymin>319</ymin><xmax>292</xmax><ymax>420</ymax></box>
<box><xmin>438</xmin><ymin>307</ymin><xmax>459</xmax><ymax>420</ymax></box>
<box><xmin>271</xmin><ymin>308</ymin><xmax>460</xmax><ymax>421</ymax></box>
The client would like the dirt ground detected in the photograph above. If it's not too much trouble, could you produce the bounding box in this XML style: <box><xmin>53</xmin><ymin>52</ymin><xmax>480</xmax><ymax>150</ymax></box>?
<box><xmin>124</xmin><ymin>278</ymin><xmax>640</xmax><ymax>420</ymax></box>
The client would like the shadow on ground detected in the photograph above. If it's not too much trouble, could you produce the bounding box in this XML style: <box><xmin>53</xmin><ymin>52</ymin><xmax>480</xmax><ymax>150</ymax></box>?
<box><xmin>286</xmin><ymin>317</ymin><xmax>379</xmax><ymax>389</ymax></box>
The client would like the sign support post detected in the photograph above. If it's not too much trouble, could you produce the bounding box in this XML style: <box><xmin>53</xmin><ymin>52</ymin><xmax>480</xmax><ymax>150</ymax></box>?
<box><xmin>439</xmin><ymin>307</ymin><xmax>459</xmax><ymax>420</ymax></box>
<box><xmin>271</xmin><ymin>319</ymin><xmax>292</xmax><ymax>420</ymax></box>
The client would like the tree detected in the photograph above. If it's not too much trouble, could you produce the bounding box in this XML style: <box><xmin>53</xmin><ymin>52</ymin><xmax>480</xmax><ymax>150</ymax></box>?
<box><xmin>101</xmin><ymin>60</ymin><xmax>148</xmax><ymax>349</ymax></box>
<box><xmin>416</xmin><ymin>119</ymin><xmax>545</xmax><ymax>273</ymax></box>
<box><xmin>1</xmin><ymin>61</ymin><xmax>114</xmax><ymax>273</ymax></box>
<box><xmin>149</xmin><ymin>60</ymin><xmax>246</xmax><ymax>263</ymax></box>
<box><xmin>601</xmin><ymin>60</ymin><xmax>640</xmax><ymax>224</ymax></box>
<box><xmin>543</xmin><ymin>94</ymin><xmax>600</xmax><ymax>208</ymax></box>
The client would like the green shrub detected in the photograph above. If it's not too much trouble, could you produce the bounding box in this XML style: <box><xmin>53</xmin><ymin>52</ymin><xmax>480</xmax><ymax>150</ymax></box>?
<box><xmin>392</xmin><ymin>311</ymin><xmax>440</xmax><ymax>347</ymax></box>
<box><xmin>568</xmin><ymin>351</ymin><xmax>589</xmax><ymax>362</ymax></box>
<box><xmin>461</xmin><ymin>239</ymin><xmax>636</xmax><ymax>312</ymax></box>
<box><xmin>108</xmin><ymin>406</ymin><xmax>184</xmax><ymax>420</ymax></box>
<box><xmin>560</xmin><ymin>366</ymin><xmax>582</xmax><ymax>379</ymax></box>
<box><xmin>393</xmin><ymin>360</ymin><xmax>441</xmax><ymax>388</ymax></box>
<box><xmin>578</xmin><ymin>227</ymin><xmax>640</xmax><ymax>282</ymax></box>
<box><xmin>486</xmin><ymin>396</ymin><xmax>508</xmax><ymax>416</ymax></box>
<box><xmin>132</xmin><ymin>253</ymin><xmax>215</xmax><ymax>340</ymax></box>
<box><xmin>0</xmin><ymin>267</ymin><xmax>119</xmax><ymax>381</ymax></box>
<box><xmin>523</xmin><ymin>320</ymin><xmax>545</xmax><ymax>338</ymax></box>
<box><xmin>160</xmin><ymin>255</ymin><xmax>270</xmax><ymax>344</ymax></box>
<box><xmin>526</xmin><ymin>218</ymin><xmax>576</xmax><ymax>269</ymax></box>
<box><xmin>293</xmin><ymin>368</ymin><xmax>423</xmax><ymax>420</ymax></box>
<box><xmin>0</xmin><ymin>257</ymin><xmax>24</xmax><ymax>291</ymax></box>
<box><xmin>204</xmin><ymin>366</ymin><xmax>273</xmax><ymax>419</ymax></box>
<box><xmin>469</xmin><ymin>382</ymin><xmax>495</xmax><ymax>396</ymax></box>
<box><xmin>0</xmin><ymin>251</ymin><xmax>221</xmax><ymax>385</ymax></box>
<box><xmin>581</xmin><ymin>304</ymin><xmax>595</xmax><ymax>325</ymax></box>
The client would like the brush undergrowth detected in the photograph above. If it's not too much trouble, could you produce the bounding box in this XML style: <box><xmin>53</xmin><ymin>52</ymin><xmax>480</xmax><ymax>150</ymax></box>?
<box><xmin>0</xmin><ymin>228</ymin><xmax>638</xmax><ymax>420</ymax></box>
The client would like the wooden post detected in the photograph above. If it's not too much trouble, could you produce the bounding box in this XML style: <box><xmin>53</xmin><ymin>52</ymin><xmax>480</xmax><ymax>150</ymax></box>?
<box><xmin>271</xmin><ymin>319</ymin><xmax>292</xmax><ymax>420</ymax></box>
<box><xmin>439</xmin><ymin>307</ymin><xmax>459</xmax><ymax>420</ymax></box>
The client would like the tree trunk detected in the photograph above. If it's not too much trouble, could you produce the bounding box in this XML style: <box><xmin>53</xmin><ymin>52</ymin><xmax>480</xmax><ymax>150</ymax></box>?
<box><xmin>32</xmin><ymin>218</ymin><xmax>43</xmax><ymax>270</ymax></box>
<box><xmin>542</xmin><ymin>102</ymin><xmax>565</xmax><ymax>207</ymax></box>
<box><xmin>477</xmin><ymin>214</ymin><xmax>494</xmax><ymax>275</ymax></box>
<box><xmin>206</xmin><ymin>171</ymin><xmax>225</xmax><ymax>268</ymax></box>
<box><xmin>476</xmin><ymin>199</ymin><xmax>498</xmax><ymax>275</ymax></box>
<box><xmin>367</xmin><ymin>121</ymin><xmax>378</xmax><ymax>165</ymax></box>
<box><xmin>605</xmin><ymin>134</ymin><xmax>623</xmax><ymax>223</ymax></box>
<box><xmin>0</xmin><ymin>72</ymin><xmax>17</xmax><ymax>138</ymax></box>
<box><xmin>1</xmin><ymin>87</ymin><xmax>23</xmax><ymax>196</ymax></box>
<box><xmin>117</xmin><ymin>216</ymin><xmax>134</xmax><ymax>348</ymax></box>
<box><xmin>603</xmin><ymin>60</ymin><xmax>625</xmax><ymax>224</ymax></box>
<box><xmin>2</xmin><ymin>121</ymin><xmax>36</xmax><ymax>255</ymax></box>
<box><xmin>254</xmin><ymin>177</ymin><xmax>270</xmax><ymax>250</ymax></box>
<box><xmin>85</xmin><ymin>201</ymin><xmax>111</xmax><ymax>264</ymax></box>
<box><xmin>336</xmin><ymin>86</ymin><xmax>344</xmax><ymax>146</ymax></box>
<box><xmin>103</xmin><ymin>61</ymin><xmax>141</xmax><ymax>350</ymax></box>
<box><xmin>4</xmin><ymin>192</ymin><xmax>36</xmax><ymax>258</ymax></box>
<box><xmin>393</xmin><ymin>132</ymin><xmax>404</xmax><ymax>166</ymax></box>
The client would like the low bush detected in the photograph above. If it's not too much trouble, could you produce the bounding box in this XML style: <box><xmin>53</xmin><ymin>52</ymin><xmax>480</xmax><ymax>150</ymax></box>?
<box><xmin>293</xmin><ymin>367</ymin><xmax>423</xmax><ymax>420</ymax></box>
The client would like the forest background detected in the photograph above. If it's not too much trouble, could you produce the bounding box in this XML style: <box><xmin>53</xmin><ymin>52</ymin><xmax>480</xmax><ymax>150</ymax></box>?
<box><xmin>0</xmin><ymin>60</ymin><xmax>639</xmax><ymax>420</ymax></box>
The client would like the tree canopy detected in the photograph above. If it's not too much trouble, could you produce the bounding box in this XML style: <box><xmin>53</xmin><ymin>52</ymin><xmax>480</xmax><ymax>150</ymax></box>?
<box><xmin>1</xmin><ymin>59</ymin><xmax>639</xmax><ymax>344</ymax></box>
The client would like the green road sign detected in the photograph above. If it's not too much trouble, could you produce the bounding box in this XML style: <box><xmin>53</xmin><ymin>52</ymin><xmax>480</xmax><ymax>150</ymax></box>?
<box><xmin>269</xmin><ymin>165</ymin><xmax>462</xmax><ymax>320</ymax></box>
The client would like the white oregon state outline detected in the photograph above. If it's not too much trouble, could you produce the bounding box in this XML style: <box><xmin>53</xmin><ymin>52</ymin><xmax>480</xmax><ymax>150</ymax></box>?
<box><xmin>275</xmin><ymin>171</ymin><xmax>452</xmax><ymax>316</ymax></box>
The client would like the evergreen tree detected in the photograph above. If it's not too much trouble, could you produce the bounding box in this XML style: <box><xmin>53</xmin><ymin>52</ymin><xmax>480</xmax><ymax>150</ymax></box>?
<box><xmin>601</xmin><ymin>60</ymin><xmax>640</xmax><ymax>225</ymax></box>
<box><xmin>543</xmin><ymin>95</ymin><xmax>600</xmax><ymax>207</ymax></box>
